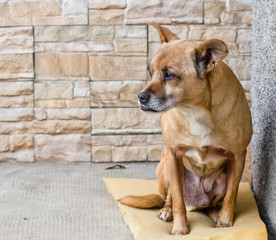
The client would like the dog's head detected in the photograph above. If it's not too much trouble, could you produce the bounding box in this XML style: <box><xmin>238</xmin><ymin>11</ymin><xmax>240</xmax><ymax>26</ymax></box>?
<box><xmin>138</xmin><ymin>23</ymin><xmax>229</xmax><ymax>113</ymax></box>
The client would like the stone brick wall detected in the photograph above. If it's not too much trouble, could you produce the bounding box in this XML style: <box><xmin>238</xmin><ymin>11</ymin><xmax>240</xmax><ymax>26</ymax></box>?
<box><xmin>0</xmin><ymin>0</ymin><xmax>252</xmax><ymax>162</ymax></box>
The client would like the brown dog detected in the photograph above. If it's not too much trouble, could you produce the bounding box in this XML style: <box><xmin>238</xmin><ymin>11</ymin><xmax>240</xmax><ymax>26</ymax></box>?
<box><xmin>118</xmin><ymin>23</ymin><xmax>252</xmax><ymax>235</ymax></box>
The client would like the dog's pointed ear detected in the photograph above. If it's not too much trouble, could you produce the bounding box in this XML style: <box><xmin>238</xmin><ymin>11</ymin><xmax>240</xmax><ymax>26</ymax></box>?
<box><xmin>152</xmin><ymin>22</ymin><xmax>180</xmax><ymax>44</ymax></box>
<box><xmin>195</xmin><ymin>39</ymin><xmax>228</xmax><ymax>78</ymax></box>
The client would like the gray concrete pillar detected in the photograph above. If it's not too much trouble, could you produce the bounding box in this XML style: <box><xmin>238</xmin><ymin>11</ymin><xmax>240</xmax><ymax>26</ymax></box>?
<box><xmin>251</xmin><ymin>1</ymin><xmax>276</xmax><ymax>239</ymax></box>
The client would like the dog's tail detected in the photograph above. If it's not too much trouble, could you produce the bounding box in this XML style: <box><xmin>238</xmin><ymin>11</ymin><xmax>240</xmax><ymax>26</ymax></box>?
<box><xmin>118</xmin><ymin>194</ymin><xmax>164</xmax><ymax>209</ymax></box>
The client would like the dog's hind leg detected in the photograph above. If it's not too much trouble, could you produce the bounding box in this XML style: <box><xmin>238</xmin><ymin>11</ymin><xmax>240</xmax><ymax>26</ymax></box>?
<box><xmin>158</xmin><ymin>188</ymin><xmax>173</xmax><ymax>221</ymax></box>
<box><xmin>205</xmin><ymin>207</ymin><xmax>220</xmax><ymax>223</ymax></box>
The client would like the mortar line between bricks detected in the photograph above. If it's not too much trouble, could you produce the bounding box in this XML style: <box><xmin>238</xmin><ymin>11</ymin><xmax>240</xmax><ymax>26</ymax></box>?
<box><xmin>147</xmin><ymin>24</ymin><xmax>149</xmax><ymax>82</ymax></box>
<box><xmin>32</xmin><ymin>24</ymin><xmax>36</xmax><ymax>162</ymax></box>
<box><xmin>203</xmin><ymin>0</ymin><xmax>205</xmax><ymax>25</ymax></box>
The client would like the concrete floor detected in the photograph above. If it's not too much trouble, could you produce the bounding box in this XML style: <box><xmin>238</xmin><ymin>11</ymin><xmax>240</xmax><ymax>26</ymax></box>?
<box><xmin>0</xmin><ymin>161</ymin><xmax>158</xmax><ymax>240</ymax></box>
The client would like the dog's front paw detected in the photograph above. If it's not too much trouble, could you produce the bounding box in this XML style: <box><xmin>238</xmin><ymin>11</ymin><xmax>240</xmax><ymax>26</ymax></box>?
<box><xmin>171</xmin><ymin>224</ymin><xmax>189</xmax><ymax>235</ymax></box>
<box><xmin>216</xmin><ymin>217</ymin><xmax>233</xmax><ymax>228</ymax></box>
<box><xmin>158</xmin><ymin>207</ymin><xmax>173</xmax><ymax>222</ymax></box>
<box><xmin>216</xmin><ymin>210</ymin><xmax>234</xmax><ymax>228</ymax></box>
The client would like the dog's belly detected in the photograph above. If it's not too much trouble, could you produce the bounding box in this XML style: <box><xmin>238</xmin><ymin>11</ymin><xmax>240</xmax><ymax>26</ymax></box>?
<box><xmin>183</xmin><ymin>167</ymin><xmax>227</xmax><ymax>211</ymax></box>
<box><xmin>176</xmin><ymin>146</ymin><xmax>230</xmax><ymax>211</ymax></box>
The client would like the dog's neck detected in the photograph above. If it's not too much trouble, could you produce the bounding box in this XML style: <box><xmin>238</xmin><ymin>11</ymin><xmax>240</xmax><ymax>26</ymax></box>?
<box><xmin>206</xmin><ymin>61</ymin><xmax>232</xmax><ymax>108</ymax></box>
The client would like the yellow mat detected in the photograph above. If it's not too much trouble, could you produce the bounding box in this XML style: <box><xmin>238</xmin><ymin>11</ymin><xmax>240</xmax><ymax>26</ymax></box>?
<box><xmin>103</xmin><ymin>178</ymin><xmax>267</xmax><ymax>240</ymax></box>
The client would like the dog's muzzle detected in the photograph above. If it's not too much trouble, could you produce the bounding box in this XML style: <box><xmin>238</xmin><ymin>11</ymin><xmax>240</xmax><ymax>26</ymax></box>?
<box><xmin>137</xmin><ymin>91</ymin><xmax>157</xmax><ymax>112</ymax></box>
<box><xmin>138</xmin><ymin>91</ymin><xmax>174</xmax><ymax>113</ymax></box>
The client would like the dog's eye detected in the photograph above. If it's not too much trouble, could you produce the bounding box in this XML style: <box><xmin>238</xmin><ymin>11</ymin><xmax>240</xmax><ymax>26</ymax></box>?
<box><xmin>164</xmin><ymin>72</ymin><xmax>175</xmax><ymax>81</ymax></box>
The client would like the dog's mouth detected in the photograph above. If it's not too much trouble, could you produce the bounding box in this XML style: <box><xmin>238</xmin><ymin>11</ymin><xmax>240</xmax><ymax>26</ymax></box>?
<box><xmin>138</xmin><ymin>95</ymin><xmax>175</xmax><ymax>113</ymax></box>
<box><xmin>140</xmin><ymin>105</ymin><xmax>158</xmax><ymax>113</ymax></box>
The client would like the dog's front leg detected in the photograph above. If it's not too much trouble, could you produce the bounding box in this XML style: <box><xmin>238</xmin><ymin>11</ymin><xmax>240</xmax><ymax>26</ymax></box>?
<box><xmin>217</xmin><ymin>151</ymin><xmax>246</xmax><ymax>227</ymax></box>
<box><xmin>165</xmin><ymin>147</ymin><xmax>189</xmax><ymax>235</ymax></box>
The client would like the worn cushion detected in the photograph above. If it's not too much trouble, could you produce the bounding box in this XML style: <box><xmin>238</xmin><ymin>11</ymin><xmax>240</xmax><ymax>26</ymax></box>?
<box><xmin>104</xmin><ymin>178</ymin><xmax>267</xmax><ymax>240</ymax></box>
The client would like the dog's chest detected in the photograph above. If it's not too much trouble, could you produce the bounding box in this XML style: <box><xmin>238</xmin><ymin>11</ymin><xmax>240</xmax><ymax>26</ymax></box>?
<box><xmin>164</xmin><ymin>107</ymin><xmax>229</xmax><ymax>176</ymax></box>
<box><xmin>182</xmin><ymin>108</ymin><xmax>213</xmax><ymax>137</ymax></box>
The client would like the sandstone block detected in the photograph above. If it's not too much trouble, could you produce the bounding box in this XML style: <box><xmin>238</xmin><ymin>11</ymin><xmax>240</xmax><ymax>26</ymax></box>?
<box><xmin>66</xmin><ymin>98</ymin><xmax>91</xmax><ymax>108</ymax></box>
<box><xmin>74</xmin><ymin>83</ymin><xmax>90</xmax><ymax>98</ymax></box>
<box><xmin>0</xmin><ymin>27</ymin><xmax>33</xmax><ymax>54</ymax></box>
<box><xmin>91</xmin><ymin>108</ymin><xmax>161</xmax><ymax>135</ymax></box>
<box><xmin>0</xmin><ymin>150</ymin><xmax>34</xmax><ymax>162</ymax></box>
<box><xmin>92</xmin><ymin>146</ymin><xmax>111</xmax><ymax>162</ymax></box>
<box><xmin>227</xmin><ymin>42</ymin><xmax>239</xmax><ymax>53</ymax></box>
<box><xmin>114</xmin><ymin>38</ymin><xmax>147</xmax><ymax>52</ymax></box>
<box><xmin>111</xmin><ymin>146</ymin><xmax>146</xmax><ymax>162</ymax></box>
<box><xmin>220</xmin><ymin>11</ymin><xmax>234</xmax><ymax>24</ymax></box>
<box><xmin>0</xmin><ymin>122</ymin><xmax>31</xmax><ymax>135</ymax></box>
<box><xmin>0</xmin><ymin>2</ymin><xmax>10</xmax><ymax>19</ymax></box>
<box><xmin>89</xmin><ymin>9</ymin><xmax>124</xmax><ymax>25</ymax></box>
<box><xmin>189</xmin><ymin>26</ymin><xmax>237</xmax><ymax>42</ymax></box>
<box><xmin>9</xmin><ymin>135</ymin><xmax>33</xmax><ymax>152</ymax></box>
<box><xmin>35</xmin><ymin>25</ymin><xmax>79</xmax><ymax>41</ymax></box>
<box><xmin>63</xmin><ymin>0</ymin><xmax>87</xmax><ymax>18</ymax></box>
<box><xmin>33</xmin><ymin>16</ymin><xmax>87</xmax><ymax>26</ymax></box>
<box><xmin>245</xmin><ymin>92</ymin><xmax>251</xmax><ymax>103</ymax></box>
<box><xmin>204</xmin><ymin>1</ymin><xmax>224</xmax><ymax>24</ymax></box>
<box><xmin>0</xmin><ymin>82</ymin><xmax>33</xmax><ymax>96</ymax></box>
<box><xmin>0</xmin><ymin>108</ymin><xmax>34</xmax><ymax>122</ymax></box>
<box><xmin>31</xmin><ymin>121</ymin><xmax>91</xmax><ymax>135</ymax></box>
<box><xmin>149</xmin><ymin>25</ymin><xmax>189</xmax><ymax>43</ymax></box>
<box><xmin>89</xmin><ymin>56</ymin><xmax>147</xmax><ymax>80</ymax></box>
<box><xmin>36</xmin><ymin>98</ymin><xmax>91</xmax><ymax>108</ymax></box>
<box><xmin>35</xmin><ymin>108</ymin><xmax>47</xmax><ymax>121</ymax></box>
<box><xmin>35</xmin><ymin>134</ymin><xmax>91</xmax><ymax>162</ymax></box>
<box><xmin>0</xmin><ymin>54</ymin><xmax>33</xmax><ymax>79</ymax></box>
<box><xmin>148</xmin><ymin>42</ymin><xmax>161</xmax><ymax>63</ymax></box>
<box><xmin>35</xmin><ymin>83</ymin><xmax>73</xmax><ymax>100</ymax></box>
<box><xmin>147</xmin><ymin>134</ymin><xmax>164</xmax><ymax>161</ymax></box>
<box><xmin>89</xmin><ymin>0</ymin><xmax>126</xmax><ymax>9</ymax></box>
<box><xmin>125</xmin><ymin>0</ymin><xmax>203</xmax><ymax>24</ymax></box>
<box><xmin>221</xmin><ymin>11</ymin><xmax>251</xmax><ymax>25</ymax></box>
<box><xmin>240</xmin><ymin>80</ymin><xmax>251</xmax><ymax>92</ymax></box>
<box><xmin>125</xmin><ymin>0</ymin><xmax>161</xmax><ymax>19</ymax></box>
<box><xmin>10</xmin><ymin>1</ymin><xmax>61</xmax><ymax>18</ymax></box>
<box><xmin>204</xmin><ymin>17</ymin><xmax>220</xmax><ymax>25</ymax></box>
<box><xmin>92</xmin><ymin>135</ymin><xmax>147</xmax><ymax>147</ymax></box>
<box><xmin>115</xmin><ymin>25</ymin><xmax>147</xmax><ymax>38</ymax></box>
<box><xmin>237</xmin><ymin>29</ymin><xmax>252</xmax><ymax>52</ymax></box>
<box><xmin>147</xmin><ymin>145</ymin><xmax>163</xmax><ymax>161</ymax></box>
<box><xmin>91</xmin><ymin>81</ymin><xmax>145</xmax><ymax>107</ymax></box>
<box><xmin>30</xmin><ymin>0</ymin><xmax>87</xmax><ymax>25</ymax></box>
<box><xmin>0</xmin><ymin>135</ymin><xmax>9</xmax><ymax>152</ymax></box>
<box><xmin>92</xmin><ymin>134</ymin><xmax>147</xmax><ymax>162</ymax></box>
<box><xmin>35</xmin><ymin>100</ymin><xmax>66</xmax><ymax>108</ymax></box>
<box><xmin>235</xmin><ymin>11</ymin><xmax>252</xmax><ymax>26</ymax></box>
<box><xmin>0</xmin><ymin>17</ymin><xmax>32</xmax><ymax>27</ymax></box>
<box><xmin>0</xmin><ymin>96</ymin><xmax>33</xmax><ymax>108</ymax></box>
<box><xmin>224</xmin><ymin>56</ymin><xmax>251</xmax><ymax>80</ymax></box>
<box><xmin>35</xmin><ymin>42</ymin><xmax>113</xmax><ymax>53</ymax></box>
<box><xmin>35</xmin><ymin>53</ymin><xmax>88</xmax><ymax>78</ymax></box>
<box><xmin>147</xmin><ymin>134</ymin><xmax>164</xmax><ymax>145</ymax></box>
<box><xmin>163</xmin><ymin>0</ymin><xmax>203</xmax><ymax>23</ymax></box>
<box><xmin>125</xmin><ymin>18</ymin><xmax>171</xmax><ymax>25</ymax></box>
<box><xmin>227</xmin><ymin>0</ymin><xmax>252</xmax><ymax>11</ymax></box>
<box><xmin>35</xmin><ymin>26</ymin><xmax>114</xmax><ymax>42</ymax></box>
<box><xmin>204</xmin><ymin>1</ymin><xmax>224</xmax><ymax>18</ymax></box>
<box><xmin>88</xmin><ymin>26</ymin><xmax>115</xmax><ymax>41</ymax></box>
<box><xmin>242</xmin><ymin>145</ymin><xmax>252</xmax><ymax>184</ymax></box>
<box><xmin>47</xmin><ymin>108</ymin><xmax>91</xmax><ymax>120</ymax></box>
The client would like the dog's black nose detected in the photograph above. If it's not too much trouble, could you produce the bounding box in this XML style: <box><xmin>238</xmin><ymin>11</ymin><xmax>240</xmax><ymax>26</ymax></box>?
<box><xmin>138</xmin><ymin>91</ymin><xmax>150</xmax><ymax>104</ymax></box>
